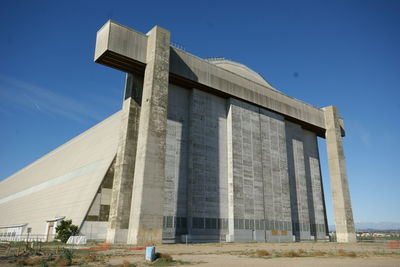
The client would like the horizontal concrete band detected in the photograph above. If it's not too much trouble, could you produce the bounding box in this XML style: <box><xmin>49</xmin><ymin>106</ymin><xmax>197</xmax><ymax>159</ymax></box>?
<box><xmin>94</xmin><ymin>20</ymin><xmax>327</xmax><ymax>137</ymax></box>
<box><xmin>0</xmin><ymin>160</ymin><xmax>102</xmax><ymax>205</ymax></box>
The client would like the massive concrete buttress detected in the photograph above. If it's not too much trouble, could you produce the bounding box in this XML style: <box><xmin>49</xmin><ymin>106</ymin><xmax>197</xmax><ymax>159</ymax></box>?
<box><xmin>107</xmin><ymin>74</ymin><xmax>142</xmax><ymax>243</ymax></box>
<box><xmin>127</xmin><ymin>26</ymin><xmax>170</xmax><ymax>245</ymax></box>
<box><xmin>323</xmin><ymin>106</ymin><xmax>356</xmax><ymax>243</ymax></box>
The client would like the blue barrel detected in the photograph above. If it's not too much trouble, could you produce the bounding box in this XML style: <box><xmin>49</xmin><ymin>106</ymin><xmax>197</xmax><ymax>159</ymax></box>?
<box><xmin>145</xmin><ymin>246</ymin><xmax>156</xmax><ymax>262</ymax></box>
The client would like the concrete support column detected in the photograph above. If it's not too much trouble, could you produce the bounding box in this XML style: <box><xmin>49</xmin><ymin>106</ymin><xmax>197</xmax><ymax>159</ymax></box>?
<box><xmin>226</xmin><ymin>100</ymin><xmax>235</xmax><ymax>242</ymax></box>
<box><xmin>323</xmin><ymin>106</ymin><xmax>356</xmax><ymax>243</ymax></box>
<box><xmin>127</xmin><ymin>26</ymin><xmax>170</xmax><ymax>245</ymax></box>
<box><xmin>107</xmin><ymin>74</ymin><xmax>141</xmax><ymax>243</ymax></box>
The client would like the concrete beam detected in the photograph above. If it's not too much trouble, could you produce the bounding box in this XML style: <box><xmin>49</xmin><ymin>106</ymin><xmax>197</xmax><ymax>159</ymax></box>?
<box><xmin>95</xmin><ymin>20</ymin><xmax>147</xmax><ymax>73</ymax></box>
<box><xmin>323</xmin><ymin>106</ymin><xmax>356</xmax><ymax>243</ymax></box>
<box><xmin>94</xmin><ymin>21</ymin><xmax>327</xmax><ymax>137</ymax></box>
<box><xmin>127</xmin><ymin>26</ymin><xmax>170</xmax><ymax>245</ymax></box>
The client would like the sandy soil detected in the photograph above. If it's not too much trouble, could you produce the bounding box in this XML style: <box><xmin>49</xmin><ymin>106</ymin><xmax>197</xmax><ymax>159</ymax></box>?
<box><xmin>1</xmin><ymin>241</ymin><xmax>399</xmax><ymax>266</ymax></box>
<box><xmin>104</xmin><ymin>242</ymin><xmax>400</xmax><ymax>267</ymax></box>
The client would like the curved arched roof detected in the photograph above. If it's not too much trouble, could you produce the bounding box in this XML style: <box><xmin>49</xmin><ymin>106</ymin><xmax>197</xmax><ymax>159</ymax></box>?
<box><xmin>206</xmin><ymin>58</ymin><xmax>274</xmax><ymax>89</ymax></box>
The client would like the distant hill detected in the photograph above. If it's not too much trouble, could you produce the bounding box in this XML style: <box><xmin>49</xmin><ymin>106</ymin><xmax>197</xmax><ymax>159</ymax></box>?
<box><xmin>329</xmin><ymin>222</ymin><xmax>400</xmax><ymax>231</ymax></box>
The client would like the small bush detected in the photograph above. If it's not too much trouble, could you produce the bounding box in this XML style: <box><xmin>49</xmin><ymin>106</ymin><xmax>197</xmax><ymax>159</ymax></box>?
<box><xmin>338</xmin><ymin>249</ymin><xmax>357</xmax><ymax>257</ymax></box>
<box><xmin>151</xmin><ymin>258</ymin><xmax>175</xmax><ymax>266</ymax></box>
<box><xmin>150</xmin><ymin>255</ymin><xmax>190</xmax><ymax>266</ymax></box>
<box><xmin>311</xmin><ymin>250</ymin><xmax>327</xmax><ymax>256</ymax></box>
<box><xmin>61</xmin><ymin>248</ymin><xmax>73</xmax><ymax>261</ymax></box>
<box><xmin>255</xmin><ymin>250</ymin><xmax>271</xmax><ymax>257</ymax></box>
<box><xmin>156</xmin><ymin>252</ymin><xmax>173</xmax><ymax>261</ymax></box>
<box><xmin>56</xmin><ymin>258</ymin><xmax>71</xmax><ymax>266</ymax></box>
<box><xmin>54</xmin><ymin>248</ymin><xmax>73</xmax><ymax>266</ymax></box>
<box><xmin>347</xmin><ymin>251</ymin><xmax>357</xmax><ymax>257</ymax></box>
<box><xmin>283</xmin><ymin>250</ymin><xmax>300</xmax><ymax>257</ymax></box>
<box><xmin>55</xmin><ymin>219</ymin><xmax>79</xmax><ymax>243</ymax></box>
<box><xmin>25</xmin><ymin>256</ymin><xmax>44</xmax><ymax>265</ymax></box>
<box><xmin>297</xmin><ymin>249</ymin><xmax>306</xmax><ymax>254</ymax></box>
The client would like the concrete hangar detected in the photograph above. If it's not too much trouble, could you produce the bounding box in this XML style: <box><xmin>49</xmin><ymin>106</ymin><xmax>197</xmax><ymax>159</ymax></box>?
<box><xmin>0</xmin><ymin>21</ymin><xmax>356</xmax><ymax>244</ymax></box>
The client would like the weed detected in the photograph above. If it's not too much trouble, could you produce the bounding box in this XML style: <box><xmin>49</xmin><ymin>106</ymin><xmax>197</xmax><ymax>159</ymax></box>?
<box><xmin>83</xmin><ymin>253</ymin><xmax>97</xmax><ymax>262</ymax></box>
<box><xmin>61</xmin><ymin>248</ymin><xmax>73</xmax><ymax>265</ymax></box>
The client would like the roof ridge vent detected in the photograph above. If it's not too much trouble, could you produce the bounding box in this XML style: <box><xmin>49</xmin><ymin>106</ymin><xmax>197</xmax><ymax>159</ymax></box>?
<box><xmin>205</xmin><ymin>57</ymin><xmax>226</xmax><ymax>62</ymax></box>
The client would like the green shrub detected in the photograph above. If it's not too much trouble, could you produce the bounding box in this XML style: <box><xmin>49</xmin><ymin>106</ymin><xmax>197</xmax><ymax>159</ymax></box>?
<box><xmin>55</xmin><ymin>219</ymin><xmax>79</xmax><ymax>243</ymax></box>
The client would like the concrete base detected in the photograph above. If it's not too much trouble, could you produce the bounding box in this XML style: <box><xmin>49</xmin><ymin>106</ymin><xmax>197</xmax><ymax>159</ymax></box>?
<box><xmin>131</xmin><ymin>228</ymin><xmax>163</xmax><ymax>245</ymax></box>
<box><xmin>337</xmin><ymin>232</ymin><xmax>357</xmax><ymax>243</ymax></box>
<box><xmin>106</xmin><ymin>229</ymin><xmax>128</xmax><ymax>243</ymax></box>
<box><xmin>182</xmin><ymin>235</ymin><xmax>225</xmax><ymax>243</ymax></box>
<box><xmin>315</xmin><ymin>232</ymin><xmax>329</xmax><ymax>241</ymax></box>
<box><xmin>266</xmin><ymin>231</ymin><xmax>293</xmax><ymax>242</ymax></box>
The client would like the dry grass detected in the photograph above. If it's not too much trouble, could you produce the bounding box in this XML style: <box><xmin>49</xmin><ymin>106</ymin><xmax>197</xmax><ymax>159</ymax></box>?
<box><xmin>83</xmin><ymin>253</ymin><xmax>98</xmax><ymax>262</ymax></box>
<box><xmin>297</xmin><ymin>249</ymin><xmax>306</xmax><ymax>255</ymax></box>
<box><xmin>249</xmin><ymin>248</ymin><xmax>357</xmax><ymax>259</ymax></box>
<box><xmin>15</xmin><ymin>256</ymin><xmax>45</xmax><ymax>265</ymax></box>
<box><xmin>56</xmin><ymin>258</ymin><xmax>71</xmax><ymax>266</ymax></box>
<box><xmin>255</xmin><ymin>250</ymin><xmax>271</xmax><ymax>257</ymax></box>
<box><xmin>282</xmin><ymin>250</ymin><xmax>301</xmax><ymax>257</ymax></box>
<box><xmin>156</xmin><ymin>252</ymin><xmax>174</xmax><ymax>261</ymax></box>
<box><xmin>310</xmin><ymin>250</ymin><xmax>328</xmax><ymax>256</ymax></box>
<box><xmin>27</xmin><ymin>256</ymin><xmax>44</xmax><ymax>265</ymax></box>
<box><xmin>337</xmin><ymin>249</ymin><xmax>357</xmax><ymax>257</ymax></box>
<box><xmin>121</xmin><ymin>259</ymin><xmax>137</xmax><ymax>267</ymax></box>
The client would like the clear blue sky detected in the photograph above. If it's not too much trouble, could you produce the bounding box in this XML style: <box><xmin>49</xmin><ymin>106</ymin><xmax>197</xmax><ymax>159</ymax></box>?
<box><xmin>0</xmin><ymin>0</ymin><xmax>399</xmax><ymax>226</ymax></box>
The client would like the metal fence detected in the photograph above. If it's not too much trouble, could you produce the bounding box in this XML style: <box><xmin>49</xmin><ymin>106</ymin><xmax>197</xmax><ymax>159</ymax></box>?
<box><xmin>0</xmin><ymin>234</ymin><xmax>56</xmax><ymax>242</ymax></box>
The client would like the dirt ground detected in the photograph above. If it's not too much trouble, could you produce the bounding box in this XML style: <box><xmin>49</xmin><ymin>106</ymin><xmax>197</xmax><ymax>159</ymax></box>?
<box><xmin>103</xmin><ymin>242</ymin><xmax>400</xmax><ymax>267</ymax></box>
<box><xmin>1</xmin><ymin>241</ymin><xmax>400</xmax><ymax>266</ymax></box>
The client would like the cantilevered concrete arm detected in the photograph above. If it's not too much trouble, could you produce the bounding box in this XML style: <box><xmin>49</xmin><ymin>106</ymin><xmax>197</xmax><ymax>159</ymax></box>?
<box><xmin>94</xmin><ymin>20</ymin><xmax>327</xmax><ymax>137</ymax></box>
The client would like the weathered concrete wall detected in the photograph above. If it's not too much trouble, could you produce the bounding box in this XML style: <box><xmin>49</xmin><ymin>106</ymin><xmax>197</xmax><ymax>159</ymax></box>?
<box><xmin>286</xmin><ymin>122</ymin><xmax>311</xmax><ymax>241</ymax></box>
<box><xmin>260</xmin><ymin>109</ymin><xmax>293</xmax><ymax>242</ymax></box>
<box><xmin>227</xmin><ymin>99</ymin><xmax>264</xmax><ymax>242</ymax></box>
<box><xmin>107</xmin><ymin>73</ymin><xmax>142</xmax><ymax>243</ymax></box>
<box><xmin>227</xmin><ymin>98</ymin><xmax>293</xmax><ymax>242</ymax></box>
<box><xmin>80</xmin><ymin>222</ymin><xmax>108</xmax><ymax>241</ymax></box>
<box><xmin>303</xmin><ymin>130</ymin><xmax>327</xmax><ymax>240</ymax></box>
<box><xmin>187</xmin><ymin>89</ymin><xmax>228</xmax><ymax>242</ymax></box>
<box><xmin>286</xmin><ymin>123</ymin><xmax>329</xmax><ymax>241</ymax></box>
<box><xmin>85</xmin><ymin>160</ymin><xmax>115</xmax><ymax>223</ymax></box>
<box><xmin>163</xmin><ymin>84</ymin><xmax>190</xmax><ymax>242</ymax></box>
